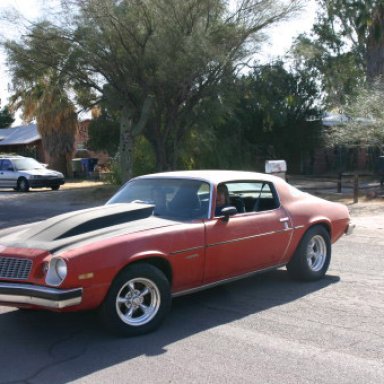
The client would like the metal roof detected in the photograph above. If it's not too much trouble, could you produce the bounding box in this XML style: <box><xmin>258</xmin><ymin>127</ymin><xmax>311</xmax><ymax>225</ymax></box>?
<box><xmin>0</xmin><ymin>123</ymin><xmax>40</xmax><ymax>146</ymax></box>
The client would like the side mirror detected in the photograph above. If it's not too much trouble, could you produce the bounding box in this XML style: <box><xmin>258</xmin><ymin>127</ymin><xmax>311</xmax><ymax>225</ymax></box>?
<box><xmin>220</xmin><ymin>206</ymin><xmax>237</xmax><ymax>221</ymax></box>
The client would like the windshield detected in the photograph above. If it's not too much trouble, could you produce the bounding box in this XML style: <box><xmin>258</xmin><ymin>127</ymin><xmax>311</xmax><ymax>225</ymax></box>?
<box><xmin>107</xmin><ymin>178</ymin><xmax>211</xmax><ymax>220</ymax></box>
<box><xmin>12</xmin><ymin>158</ymin><xmax>45</xmax><ymax>171</ymax></box>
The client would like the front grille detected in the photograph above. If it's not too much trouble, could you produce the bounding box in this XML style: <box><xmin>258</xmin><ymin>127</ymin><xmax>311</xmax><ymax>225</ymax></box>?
<box><xmin>0</xmin><ymin>257</ymin><xmax>32</xmax><ymax>280</ymax></box>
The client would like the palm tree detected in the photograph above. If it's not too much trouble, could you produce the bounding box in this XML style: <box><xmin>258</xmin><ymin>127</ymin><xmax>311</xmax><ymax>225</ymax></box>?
<box><xmin>5</xmin><ymin>21</ymin><xmax>78</xmax><ymax>176</ymax></box>
<box><xmin>11</xmin><ymin>73</ymin><xmax>77</xmax><ymax>176</ymax></box>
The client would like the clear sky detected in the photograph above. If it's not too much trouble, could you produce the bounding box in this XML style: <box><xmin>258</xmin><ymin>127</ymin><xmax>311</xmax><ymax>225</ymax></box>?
<box><xmin>0</xmin><ymin>0</ymin><xmax>317</xmax><ymax>124</ymax></box>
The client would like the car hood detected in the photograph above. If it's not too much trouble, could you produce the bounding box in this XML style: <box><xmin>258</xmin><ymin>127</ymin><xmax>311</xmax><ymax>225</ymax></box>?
<box><xmin>0</xmin><ymin>203</ymin><xmax>182</xmax><ymax>254</ymax></box>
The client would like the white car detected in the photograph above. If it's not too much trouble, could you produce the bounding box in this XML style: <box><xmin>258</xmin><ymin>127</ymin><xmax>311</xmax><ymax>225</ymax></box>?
<box><xmin>0</xmin><ymin>155</ymin><xmax>65</xmax><ymax>192</ymax></box>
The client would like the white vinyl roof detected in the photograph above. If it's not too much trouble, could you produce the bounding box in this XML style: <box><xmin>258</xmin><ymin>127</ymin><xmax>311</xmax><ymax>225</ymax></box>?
<box><xmin>135</xmin><ymin>169</ymin><xmax>285</xmax><ymax>186</ymax></box>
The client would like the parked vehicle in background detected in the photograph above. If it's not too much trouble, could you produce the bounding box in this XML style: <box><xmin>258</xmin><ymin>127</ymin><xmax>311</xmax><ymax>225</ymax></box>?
<box><xmin>0</xmin><ymin>155</ymin><xmax>65</xmax><ymax>192</ymax></box>
<box><xmin>0</xmin><ymin>170</ymin><xmax>352</xmax><ymax>336</ymax></box>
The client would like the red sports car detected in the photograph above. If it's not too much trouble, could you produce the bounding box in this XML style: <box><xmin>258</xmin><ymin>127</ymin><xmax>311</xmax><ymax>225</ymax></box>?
<box><xmin>0</xmin><ymin>170</ymin><xmax>353</xmax><ymax>336</ymax></box>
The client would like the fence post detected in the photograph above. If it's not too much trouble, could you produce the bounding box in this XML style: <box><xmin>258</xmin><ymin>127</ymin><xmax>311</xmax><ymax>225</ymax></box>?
<box><xmin>353</xmin><ymin>174</ymin><xmax>359</xmax><ymax>203</ymax></box>
<box><xmin>337</xmin><ymin>173</ymin><xmax>342</xmax><ymax>193</ymax></box>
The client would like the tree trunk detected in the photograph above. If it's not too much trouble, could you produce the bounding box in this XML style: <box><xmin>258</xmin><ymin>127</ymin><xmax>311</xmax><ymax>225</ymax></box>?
<box><xmin>119</xmin><ymin>107</ymin><xmax>135</xmax><ymax>182</ymax></box>
<box><xmin>41</xmin><ymin>136</ymin><xmax>69</xmax><ymax>176</ymax></box>
<box><xmin>366</xmin><ymin>5</ymin><xmax>384</xmax><ymax>81</ymax></box>
<box><xmin>154</xmin><ymin>135</ymin><xmax>170</xmax><ymax>171</ymax></box>
<box><xmin>50</xmin><ymin>155</ymin><xmax>69</xmax><ymax>177</ymax></box>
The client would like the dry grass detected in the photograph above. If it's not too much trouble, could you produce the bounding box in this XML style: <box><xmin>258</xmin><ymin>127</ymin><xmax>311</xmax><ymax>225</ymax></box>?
<box><xmin>60</xmin><ymin>180</ymin><xmax>119</xmax><ymax>203</ymax></box>
<box><xmin>312</xmin><ymin>191</ymin><xmax>384</xmax><ymax>217</ymax></box>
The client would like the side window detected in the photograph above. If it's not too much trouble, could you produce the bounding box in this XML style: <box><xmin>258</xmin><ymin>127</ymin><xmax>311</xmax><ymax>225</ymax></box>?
<box><xmin>0</xmin><ymin>160</ymin><xmax>13</xmax><ymax>171</ymax></box>
<box><xmin>226</xmin><ymin>181</ymin><xmax>280</xmax><ymax>213</ymax></box>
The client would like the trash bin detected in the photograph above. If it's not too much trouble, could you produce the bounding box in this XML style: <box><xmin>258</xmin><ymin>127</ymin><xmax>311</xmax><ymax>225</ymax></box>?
<box><xmin>71</xmin><ymin>158</ymin><xmax>85</xmax><ymax>178</ymax></box>
<box><xmin>81</xmin><ymin>158</ymin><xmax>98</xmax><ymax>178</ymax></box>
<box><xmin>265</xmin><ymin>160</ymin><xmax>287</xmax><ymax>180</ymax></box>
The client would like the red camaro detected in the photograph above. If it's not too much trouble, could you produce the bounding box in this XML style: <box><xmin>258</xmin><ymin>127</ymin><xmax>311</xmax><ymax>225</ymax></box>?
<box><xmin>0</xmin><ymin>170</ymin><xmax>352</xmax><ymax>335</ymax></box>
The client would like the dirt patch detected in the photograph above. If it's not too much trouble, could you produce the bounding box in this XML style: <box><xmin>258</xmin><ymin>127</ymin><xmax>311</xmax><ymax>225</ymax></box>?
<box><xmin>59</xmin><ymin>180</ymin><xmax>119</xmax><ymax>203</ymax></box>
<box><xmin>346</xmin><ymin>201</ymin><xmax>384</xmax><ymax>217</ymax></box>
<box><xmin>305</xmin><ymin>189</ymin><xmax>384</xmax><ymax>217</ymax></box>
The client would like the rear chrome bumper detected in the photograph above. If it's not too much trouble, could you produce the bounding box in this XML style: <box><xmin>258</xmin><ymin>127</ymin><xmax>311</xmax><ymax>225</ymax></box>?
<box><xmin>0</xmin><ymin>282</ymin><xmax>82</xmax><ymax>309</ymax></box>
<box><xmin>345</xmin><ymin>223</ymin><xmax>355</xmax><ymax>236</ymax></box>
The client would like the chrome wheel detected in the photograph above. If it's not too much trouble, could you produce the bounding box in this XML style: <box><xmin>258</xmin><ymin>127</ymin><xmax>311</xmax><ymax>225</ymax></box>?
<box><xmin>100</xmin><ymin>264</ymin><xmax>171</xmax><ymax>336</ymax></box>
<box><xmin>306</xmin><ymin>235</ymin><xmax>327</xmax><ymax>272</ymax></box>
<box><xmin>115</xmin><ymin>277</ymin><xmax>161</xmax><ymax>327</ymax></box>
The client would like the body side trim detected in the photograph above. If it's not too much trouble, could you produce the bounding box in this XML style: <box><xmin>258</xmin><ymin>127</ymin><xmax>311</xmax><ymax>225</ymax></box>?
<box><xmin>206</xmin><ymin>228</ymin><xmax>293</xmax><ymax>248</ymax></box>
<box><xmin>170</xmin><ymin>245</ymin><xmax>205</xmax><ymax>255</ymax></box>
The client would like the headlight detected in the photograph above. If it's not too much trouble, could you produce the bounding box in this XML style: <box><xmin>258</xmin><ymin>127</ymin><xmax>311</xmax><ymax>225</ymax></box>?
<box><xmin>45</xmin><ymin>257</ymin><xmax>68</xmax><ymax>286</ymax></box>
<box><xmin>55</xmin><ymin>258</ymin><xmax>68</xmax><ymax>280</ymax></box>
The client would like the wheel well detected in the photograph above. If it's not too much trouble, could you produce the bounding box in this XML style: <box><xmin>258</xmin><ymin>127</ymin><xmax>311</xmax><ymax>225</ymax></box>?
<box><xmin>309</xmin><ymin>222</ymin><xmax>331</xmax><ymax>237</ymax></box>
<box><xmin>128</xmin><ymin>257</ymin><xmax>173</xmax><ymax>284</ymax></box>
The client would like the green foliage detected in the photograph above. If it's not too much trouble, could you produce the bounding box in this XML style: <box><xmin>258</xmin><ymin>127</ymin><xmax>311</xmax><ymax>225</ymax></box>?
<box><xmin>2</xmin><ymin>0</ymin><xmax>301</xmax><ymax>180</ymax></box>
<box><xmin>326</xmin><ymin>80</ymin><xmax>384</xmax><ymax>150</ymax></box>
<box><xmin>290</xmin><ymin>0</ymin><xmax>384</xmax><ymax>109</ymax></box>
<box><xmin>132</xmin><ymin>136</ymin><xmax>156</xmax><ymax>177</ymax></box>
<box><xmin>88</xmin><ymin>112</ymin><xmax>120</xmax><ymax>156</ymax></box>
<box><xmin>183</xmin><ymin>62</ymin><xmax>323</xmax><ymax>173</ymax></box>
<box><xmin>0</xmin><ymin>105</ymin><xmax>14</xmax><ymax>128</ymax></box>
<box><xmin>103</xmin><ymin>157</ymin><xmax>123</xmax><ymax>186</ymax></box>
<box><xmin>290</xmin><ymin>0</ymin><xmax>384</xmax><ymax>154</ymax></box>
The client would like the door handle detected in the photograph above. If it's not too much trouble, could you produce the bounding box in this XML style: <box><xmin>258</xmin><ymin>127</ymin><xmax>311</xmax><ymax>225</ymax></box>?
<box><xmin>279</xmin><ymin>217</ymin><xmax>289</xmax><ymax>223</ymax></box>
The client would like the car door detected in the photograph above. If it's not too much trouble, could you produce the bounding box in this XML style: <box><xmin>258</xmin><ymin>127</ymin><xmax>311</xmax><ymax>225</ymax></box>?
<box><xmin>0</xmin><ymin>160</ymin><xmax>17</xmax><ymax>188</ymax></box>
<box><xmin>0</xmin><ymin>160</ymin><xmax>3</xmax><ymax>187</ymax></box>
<box><xmin>203</xmin><ymin>181</ymin><xmax>293</xmax><ymax>283</ymax></box>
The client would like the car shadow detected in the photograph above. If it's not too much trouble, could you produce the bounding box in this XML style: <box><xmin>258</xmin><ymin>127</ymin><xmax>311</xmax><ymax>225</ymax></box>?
<box><xmin>0</xmin><ymin>270</ymin><xmax>340</xmax><ymax>383</ymax></box>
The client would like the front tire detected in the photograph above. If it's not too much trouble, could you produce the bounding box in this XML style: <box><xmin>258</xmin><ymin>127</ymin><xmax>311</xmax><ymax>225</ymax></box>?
<box><xmin>99</xmin><ymin>264</ymin><xmax>171</xmax><ymax>336</ymax></box>
<box><xmin>17</xmin><ymin>177</ymin><xmax>30</xmax><ymax>192</ymax></box>
<box><xmin>287</xmin><ymin>225</ymin><xmax>331</xmax><ymax>281</ymax></box>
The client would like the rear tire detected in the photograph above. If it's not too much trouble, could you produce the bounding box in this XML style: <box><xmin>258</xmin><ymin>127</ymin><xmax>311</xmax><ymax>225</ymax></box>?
<box><xmin>287</xmin><ymin>225</ymin><xmax>331</xmax><ymax>281</ymax></box>
<box><xmin>51</xmin><ymin>185</ymin><xmax>60</xmax><ymax>191</ymax></box>
<box><xmin>99</xmin><ymin>264</ymin><xmax>171</xmax><ymax>336</ymax></box>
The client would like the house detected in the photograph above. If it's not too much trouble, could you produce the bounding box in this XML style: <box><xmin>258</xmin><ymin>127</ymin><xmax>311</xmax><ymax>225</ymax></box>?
<box><xmin>0</xmin><ymin>123</ymin><xmax>44</xmax><ymax>161</ymax></box>
<box><xmin>0</xmin><ymin>122</ymin><xmax>110</xmax><ymax>175</ymax></box>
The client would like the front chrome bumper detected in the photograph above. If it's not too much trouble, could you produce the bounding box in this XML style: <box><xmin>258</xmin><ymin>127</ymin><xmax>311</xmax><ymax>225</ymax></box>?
<box><xmin>0</xmin><ymin>282</ymin><xmax>82</xmax><ymax>309</ymax></box>
<box><xmin>29</xmin><ymin>178</ymin><xmax>65</xmax><ymax>188</ymax></box>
